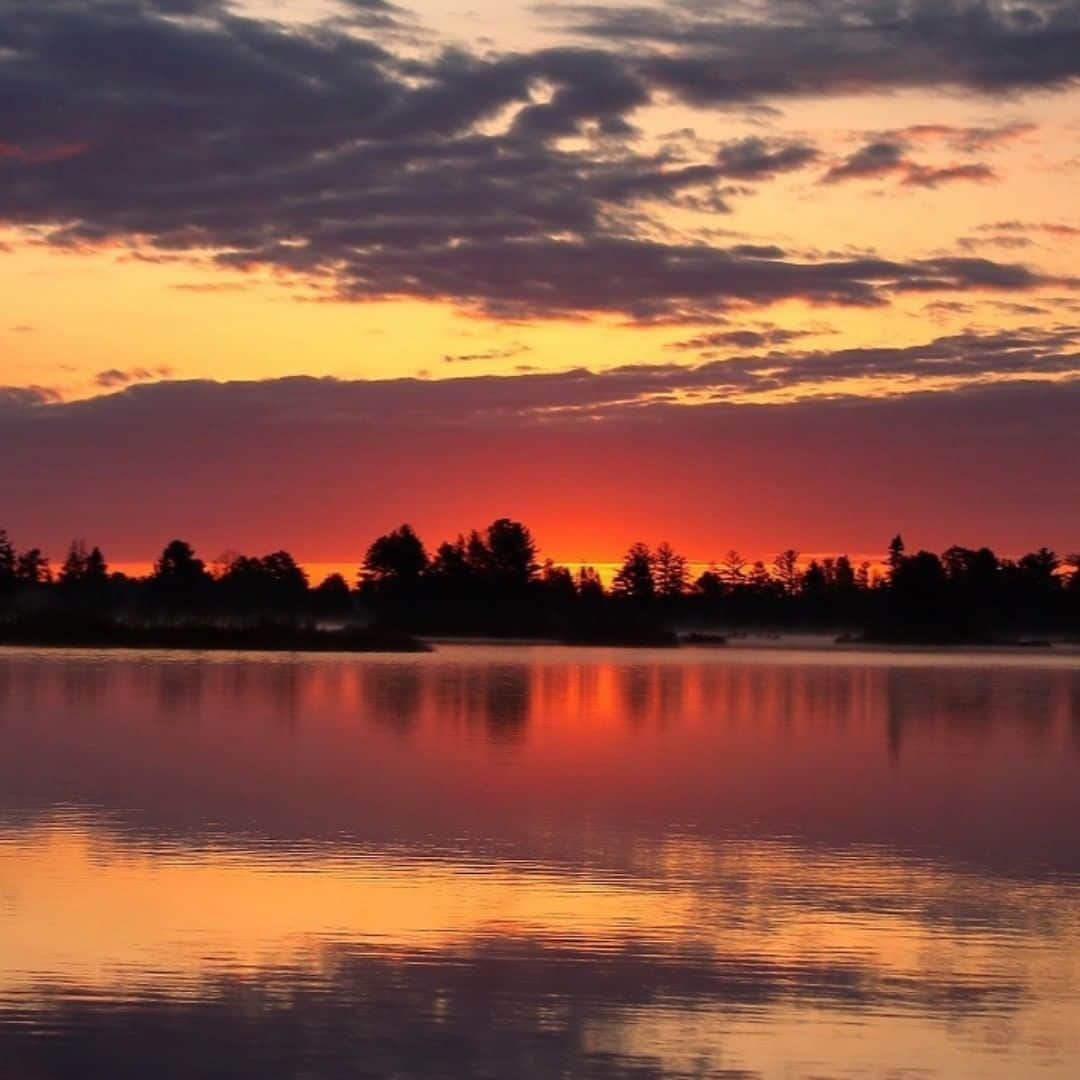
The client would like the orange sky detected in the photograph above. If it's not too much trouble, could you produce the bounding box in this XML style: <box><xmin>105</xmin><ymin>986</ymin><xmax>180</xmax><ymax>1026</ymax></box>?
<box><xmin>1</xmin><ymin>0</ymin><xmax>1078</xmax><ymax>564</ymax></box>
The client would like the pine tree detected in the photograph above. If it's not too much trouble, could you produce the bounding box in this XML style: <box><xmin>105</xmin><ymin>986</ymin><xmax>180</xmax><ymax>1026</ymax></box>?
<box><xmin>654</xmin><ymin>542</ymin><xmax>689</xmax><ymax>599</ymax></box>
<box><xmin>612</xmin><ymin>543</ymin><xmax>655</xmax><ymax>601</ymax></box>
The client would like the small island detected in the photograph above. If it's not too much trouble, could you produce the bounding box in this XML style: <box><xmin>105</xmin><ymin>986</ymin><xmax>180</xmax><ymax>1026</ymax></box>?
<box><xmin>1</xmin><ymin>523</ymin><xmax>1077</xmax><ymax>654</ymax></box>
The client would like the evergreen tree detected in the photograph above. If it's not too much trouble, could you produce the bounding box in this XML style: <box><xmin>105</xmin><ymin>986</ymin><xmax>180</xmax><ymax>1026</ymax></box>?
<box><xmin>15</xmin><ymin>548</ymin><xmax>50</xmax><ymax>584</ymax></box>
<box><xmin>772</xmin><ymin>549</ymin><xmax>801</xmax><ymax>596</ymax></box>
<box><xmin>363</xmin><ymin>525</ymin><xmax>428</xmax><ymax>584</ymax></box>
<box><xmin>654</xmin><ymin>542</ymin><xmax>689</xmax><ymax>599</ymax></box>
<box><xmin>85</xmin><ymin>546</ymin><xmax>109</xmax><ymax>584</ymax></box>
<box><xmin>312</xmin><ymin>573</ymin><xmax>352</xmax><ymax>618</ymax></box>
<box><xmin>887</xmin><ymin>534</ymin><xmax>906</xmax><ymax>579</ymax></box>
<box><xmin>612</xmin><ymin>543</ymin><xmax>655</xmax><ymax>601</ymax></box>
<box><xmin>0</xmin><ymin>529</ymin><xmax>15</xmax><ymax>589</ymax></box>
<box><xmin>150</xmin><ymin>540</ymin><xmax>212</xmax><ymax>610</ymax></box>
<box><xmin>721</xmin><ymin>550</ymin><xmax>747</xmax><ymax>586</ymax></box>
<box><xmin>59</xmin><ymin>540</ymin><xmax>90</xmax><ymax>586</ymax></box>
<box><xmin>484</xmin><ymin>518</ymin><xmax>539</xmax><ymax>586</ymax></box>
<box><xmin>576</xmin><ymin>566</ymin><xmax>605</xmax><ymax>602</ymax></box>
<box><xmin>430</xmin><ymin>536</ymin><xmax>472</xmax><ymax>581</ymax></box>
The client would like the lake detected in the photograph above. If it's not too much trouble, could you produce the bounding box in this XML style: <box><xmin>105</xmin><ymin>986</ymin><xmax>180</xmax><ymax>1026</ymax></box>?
<box><xmin>1</xmin><ymin>645</ymin><xmax>1078</xmax><ymax>1078</ymax></box>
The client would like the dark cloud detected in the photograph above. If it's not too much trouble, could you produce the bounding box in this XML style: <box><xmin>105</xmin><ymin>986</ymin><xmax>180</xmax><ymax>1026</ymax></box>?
<box><xmin>824</xmin><ymin>142</ymin><xmax>997</xmax><ymax>187</ymax></box>
<box><xmin>957</xmin><ymin>233</ymin><xmax>1035</xmax><ymax>252</ymax></box>
<box><xmin>2</xmin><ymin>327</ymin><xmax>1075</xmax><ymax>430</ymax></box>
<box><xmin>987</xmin><ymin>300</ymin><xmax>1052</xmax><ymax>316</ymax></box>
<box><xmin>0</xmin><ymin>1</ymin><xmax>1068</xmax><ymax>322</ymax></box>
<box><xmin>319</xmin><ymin>243</ymin><xmax>1067</xmax><ymax>320</ymax></box>
<box><xmin>903</xmin><ymin>162</ymin><xmax>997</xmax><ymax>187</ymax></box>
<box><xmin>884</xmin><ymin>256</ymin><xmax>1058</xmax><ymax>293</ymax></box>
<box><xmin>506</xmin><ymin>49</ymin><xmax>649</xmax><ymax>140</ymax></box>
<box><xmin>443</xmin><ymin>344</ymin><xmax>532</xmax><ymax>364</ymax></box>
<box><xmin>924</xmin><ymin>300</ymin><xmax>975</xmax><ymax>317</ymax></box>
<box><xmin>714</xmin><ymin>136</ymin><xmax>820</xmax><ymax>180</ymax></box>
<box><xmin>884</xmin><ymin>121</ymin><xmax>1038</xmax><ymax>152</ymax></box>
<box><xmin>0</xmin><ymin>385</ymin><xmax>61</xmax><ymax>410</ymax></box>
<box><xmin>978</xmin><ymin>220</ymin><xmax>1080</xmax><ymax>238</ymax></box>
<box><xmin>333</xmin><ymin>0</ymin><xmax>414</xmax><ymax>31</ymax></box>
<box><xmin>2</xmin><ymin>369</ymin><xmax>1077</xmax><ymax>560</ymax></box>
<box><xmin>94</xmin><ymin>366</ymin><xmax>173</xmax><ymax>388</ymax></box>
<box><xmin>667</xmin><ymin>327</ymin><xmax>816</xmax><ymax>352</ymax></box>
<box><xmin>553</xmin><ymin>1</ymin><xmax>1080</xmax><ymax>100</ymax></box>
<box><xmin>824</xmin><ymin>141</ymin><xmax>909</xmax><ymax>183</ymax></box>
<box><xmin>171</xmin><ymin>281</ymin><xmax>250</xmax><ymax>293</ymax></box>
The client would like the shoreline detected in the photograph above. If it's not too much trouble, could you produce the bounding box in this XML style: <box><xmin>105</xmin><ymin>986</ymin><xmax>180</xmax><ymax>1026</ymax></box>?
<box><xmin>0</xmin><ymin>629</ymin><xmax>1076</xmax><ymax>660</ymax></box>
<box><xmin>0</xmin><ymin>625</ymin><xmax>431</xmax><ymax>655</ymax></box>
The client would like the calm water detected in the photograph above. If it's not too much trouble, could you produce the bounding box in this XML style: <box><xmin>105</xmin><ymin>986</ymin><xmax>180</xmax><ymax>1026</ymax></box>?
<box><xmin>1</xmin><ymin>645</ymin><xmax>1078</xmax><ymax>1079</ymax></box>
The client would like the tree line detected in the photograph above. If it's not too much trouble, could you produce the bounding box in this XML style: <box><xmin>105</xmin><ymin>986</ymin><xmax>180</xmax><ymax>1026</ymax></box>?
<box><xmin>1</xmin><ymin>522</ymin><xmax>1078</xmax><ymax>644</ymax></box>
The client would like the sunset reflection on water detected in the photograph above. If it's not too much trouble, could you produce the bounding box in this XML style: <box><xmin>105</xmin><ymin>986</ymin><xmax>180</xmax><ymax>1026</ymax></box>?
<box><xmin>1</xmin><ymin>646</ymin><xmax>1078</xmax><ymax>1078</ymax></box>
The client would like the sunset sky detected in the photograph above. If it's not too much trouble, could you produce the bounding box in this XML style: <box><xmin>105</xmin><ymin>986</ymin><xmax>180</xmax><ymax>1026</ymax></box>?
<box><xmin>2</xmin><ymin>0</ymin><xmax>1079</xmax><ymax>573</ymax></box>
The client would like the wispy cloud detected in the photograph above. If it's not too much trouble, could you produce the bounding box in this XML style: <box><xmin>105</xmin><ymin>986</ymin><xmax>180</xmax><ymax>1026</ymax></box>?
<box><xmin>94</xmin><ymin>366</ymin><xmax>173</xmax><ymax>389</ymax></box>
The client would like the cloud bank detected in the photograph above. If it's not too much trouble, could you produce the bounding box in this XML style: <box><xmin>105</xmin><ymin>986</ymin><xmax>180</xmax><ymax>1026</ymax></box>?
<box><xmin>0</xmin><ymin>0</ymin><xmax>1076</xmax><ymax>321</ymax></box>
<box><xmin>2</xmin><ymin>334</ymin><xmax>1078</xmax><ymax>558</ymax></box>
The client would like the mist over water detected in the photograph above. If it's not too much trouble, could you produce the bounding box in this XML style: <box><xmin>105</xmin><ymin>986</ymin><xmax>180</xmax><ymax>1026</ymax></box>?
<box><xmin>1</xmin><ymin>645</ymin><xmax>1078</xmax><ymax>1078</ymax></box>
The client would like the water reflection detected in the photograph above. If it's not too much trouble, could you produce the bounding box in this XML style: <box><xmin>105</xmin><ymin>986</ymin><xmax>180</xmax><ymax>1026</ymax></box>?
<box><xmin>1</xmin><ymin>646</ymin><xmax>1078</xmax><ymax>1078</ymax></box>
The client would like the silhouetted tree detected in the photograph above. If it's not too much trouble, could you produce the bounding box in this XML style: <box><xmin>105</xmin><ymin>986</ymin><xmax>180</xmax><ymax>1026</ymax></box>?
<box><xmin>576</xmin><ymin>566</ymin><xmax>605</xmax><ymax>603</ymax></box>
<box><xmin>773</xmin><ymin>549</ymin><xmax>801</xmax><ymax>596</ymax></box>
<box><xmin>833</xmin><ymin>555</ymin><xmax>856</xmax><ymax>592</ymax></box>
<box><xmin>1067</xmin><ymin>554</ymin><xmax>1080</xmax><ymax>594</ymax></box>
<box><xmin>801</xmin><ymin>560</ymin><xmax>828</xmax><ymax>609</ymax></box>
<box><xmin>219</xmin><ymin>551</ymin><xmax>308</xmax><ymax>613</ymax></box>
<box><xmin>429</xmin><ymin>536</ymin><xmax>471</xmax><ymax>582</ymax></box>
<box><xmin>218</xmin><ymin>555</ymin><xmax>262</xmax><ymax>609</ymax></box>
<box><xmin>940</xmin><ymin>546</ymin><xmax>1002</xmax><ymax>633</ymax></box>
<box><xmin>53</xmin><ymin>540</ymin><xmax>110</xmax><ymax>613</ymax></box>
<box><xmin>421</xmin><ymin>535</ymin><xmax>477</xmax><ymax>633</ymax></box>
<box><xmin>654</xmin><ymin>542</ymin><xmax>689</xmax><ymax>599</ymax></box>
<box><xmin>15</xmin><ymin>548</ymin><xmax>51</xmax><ymax>585</ymax></box>
<box><xmin>360</xmin><ymin>525</ymin><xmax>429</xmax><ymax>628</ymax></box>
<box><xmin>538</xmin><ymin>560</ymin><xmax>577</xmax><ymax>629</ymax></box>
<box><xmin>260</xmin><ymin>550</ymin><xmax>308</xmax><ymax>609</ymax></box>
<box><xmin>886</xmin><ymin>549</ymin><xmax>953</xmax><ymax>640</ymax></box>
<box><xmin>612</xmin><ymin>543</ymin><xmax>655</xmax><ymax>601</ymax></box>
<box><xmin>0</xmin><ymin>530</ymin><xmax>15</xmax><ymax>595</ymax></box>
<box><xmin>1066</xmin><ymin>555</ymin><xmax>1080</xmax><ymax>626</ymax></box>
<box><xmin>312</xmin><ymin>573</ymin><xmax>352</xmax><ymax>619</ymax></box>
<box><xmin>58</xmin><ymin>541</ymin><xmax>87</xmax><ymax>586</ymax></box>
<box><xmin>887</xmin><ymin>534</ymin><xmax>906</xmax><ymax>578</ymax></box>
<box><xmin>1008</xmin><ymin>548</ymin><xmax>1063</xmax><ymax>631</ymax></box>
<box><xmin>86</xmin><ymin>546</ymin><xmax>108</xmax><ymax>583</ymax></box>
<box><xmin>482</xmin><ymin>519</ymin><xmax>539</xmax><ymax>587</ymax></box>
<box><xmin>695</xmin><ymin>568</ymin><xmax>724</xmax><ymax>606</ymax></box>
<box><xmin>465</xmin><ymin>530</ymin><xmax>490</xmax><ymax>575</ymax></box>
<box><xmin>59</xmin><ymin>541</ymin><xmax>108</xmax><ymax>587</ymax></box>
<box><xmin>154</xmin><ymin>540</ymin><xmax>207</xmax><ymax>585</ymax></box>
<box><xmin>2</xmin><ymin>521</ymin><xmax>1074</xmax><ymax>644</ymax></box>
<box><xmin>149</xmin><ymin>540</ymin><xmax>212</xmax><ymax>612</ymax></box>
<box><xmin>363</xmin><ymin>525</ymin><xmax>428</xmax><ymax>585</ymax></box>
<box><xmin>721</xmin><ymin>550</ymin><xmax>747</xmax><ymax>586</ymax></box>
<box><xmin>943</xmin><ymin>546</ymin><xmax>994</xmax><ymax>585</ymax></box>
<box><xmin>540</xmin><ymin>559</ymin><xmax>575</xmax><ymax>598</ymax></box>
<box><xmin>748</xmin><ymin>561</ymin><xmax>772</xmax><ymax>591</ymax></box>
<box><xmin>1017</xmin><ymin>548</ymin><xmax>1060</xmax><ymax>595</ymax></box>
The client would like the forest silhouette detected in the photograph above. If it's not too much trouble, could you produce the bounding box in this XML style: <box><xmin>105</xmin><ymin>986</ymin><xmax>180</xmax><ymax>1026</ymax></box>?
<box><xmin>1</xmin><ymin>522</ymin><xmax>1078</xmax><ymax>648</ymax></box>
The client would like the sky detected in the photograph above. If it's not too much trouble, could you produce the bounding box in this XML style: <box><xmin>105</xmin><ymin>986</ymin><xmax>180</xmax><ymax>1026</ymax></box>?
<box><xmin>1</xmin><ymin>0</ymin><xmax>1079</xmax><ymax>574</ymax></box>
